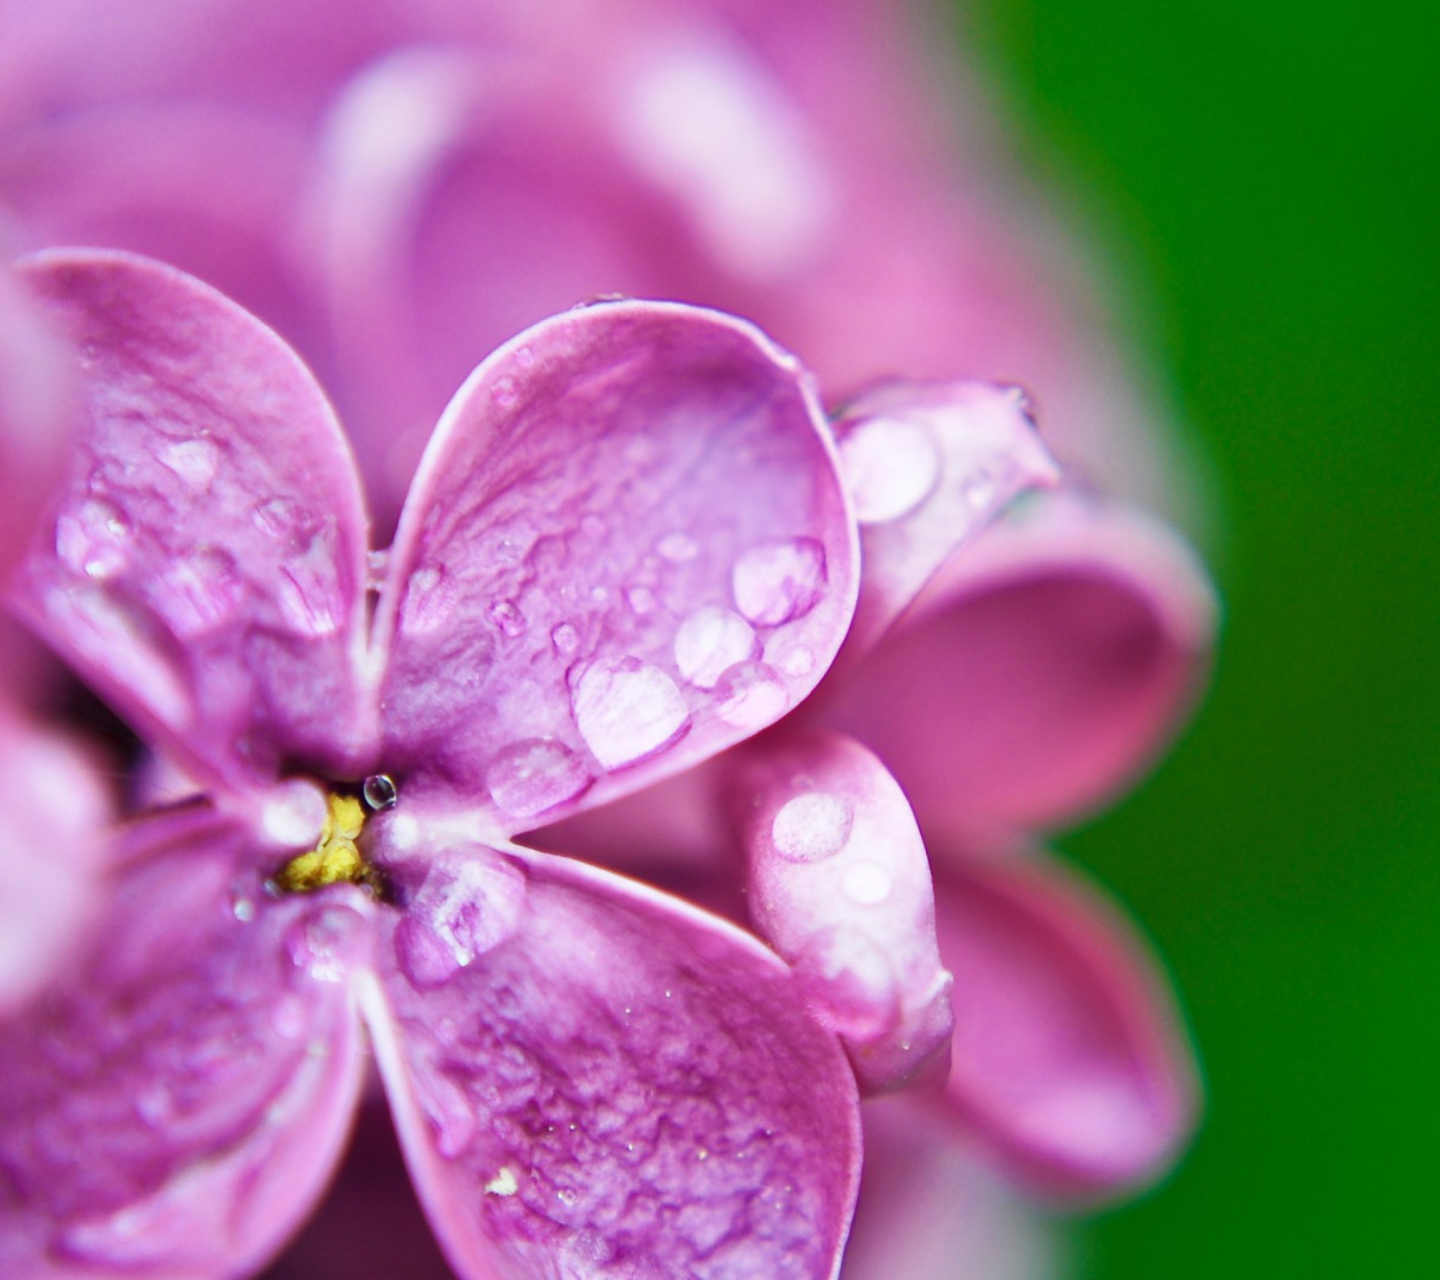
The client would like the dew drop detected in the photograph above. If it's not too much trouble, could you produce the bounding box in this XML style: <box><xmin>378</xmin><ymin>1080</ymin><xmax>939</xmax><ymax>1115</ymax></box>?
<box><xmin>401</xmin><ymin>564</ymin><xmax>453</xmax><ymax>634</ymax></box>
<box><xmin>570</xmin><ymin>657</ymin><xmax>691</xmax><ymax>769</ymax></box>
<box><xmin>656</xmin><ymin>530</ymin><xmax>699</xmax><ymax>562</ymax></box>
<box><xmin>674</xmin><ymin>606</ymin><xmax>759</xmax><ymax>689</ymax></box>
<box><xmin>771</xmin><ymin>792</ymin><xmax>853</xmax><ymax>862</ymax></box>
<box><xmin>152</xmin><ymin>547</ymin><xmax>244</xmax><ymax>638</ymax></box>
<box><xmin>836</xmin><ymin>415</ymin><xmax>940</xmax><ymax>523</ymax></box>
<box><xmin>551</xmin><ymin>622</ymin><xmax>579</xmax><ymax>655</ymax></box>
<box><xmin>252</xmin><ymin>496</ymin><xmax>301</xmax><ymax>541</ymax></box>
<box><xmin>713</xmin><ymin>660</ymin><xmax>788</xmax><ymax>729</ymax></box>
<box><xmin>232</xmin><ymin>896</ymin><xmax>256</xmax><ymax>924</ymax></box>
<box><xmin>55</xmin><ymin>498</ymin><xmax>130</xmax><ymax>579</ymax></box>
<box><xmin>492</xmin><ymin>374</ymin><xmax>520</xmax><ymax>408</ymax></box>
<box><xmin>840</xmin><ymin>860</ymin><xmax>893</xmax><ymax>906</ymax></box>
<box><xmin>362</xmin><ymin>774</ymin><xmax>398</xmax><ymax>811</ymax></box>
<box><xmin>489</xmin><ymin>598</ymin><xmax>527</xmax><ymax>637</ymax></box>
<box><xmin>514</xmin><ymin>345</ymin><xmax>536</xmax><ymax>369</ymax></box>
<box><xmin>157</xmin><ymin>437</ymin><xmax>221</xmax><ymax>492</ymax></box>
<box><xmin>486</xmin><ymin>738</ymin><xmax>592</xmax><ymax>818</ymax></box>
<box><xmin>286</xmin><ymin>906</ymin><xmax>364</xmax><ymax>983</ymax></box>
<box><xmin>394</xmin><ymin>855</ymin><xmax>527</xmax><ymax>989</ymax></box>
<box><xmin>275</xmin><ymin>564</ymin><xmax>339</xmax><ymax>637</ymax></box>
<box><xmin>485</xmin><ymin>1167</ymin><xmax>519</xmax><ymax>1196</ymax></box>
<box><xmin>732</xmin><ymin>538</ymin><xmax>827</xmax><ymax>626</ymax></box>
<box><xmin>779</xmin><ymin>646</ymin><xmax>815</xmax><ymax>678</ymax></box>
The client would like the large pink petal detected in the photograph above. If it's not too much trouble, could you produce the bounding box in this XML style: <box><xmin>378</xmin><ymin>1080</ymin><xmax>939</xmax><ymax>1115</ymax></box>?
<box><xmin>725</xmin><ymin>730</ymin><xmax>953</xmax><ymax>1096</ymax></box>
<box><xmin>935</xmin><ymin>844</ymin><xmax>1199</xmax><ymax>1200</ymax></box>
<box><xmin>10</xmin><ymin>250</ymin><xmax>373</xmax><ymax>792</ymax></box>
<box><xmin>825</xmin><ymin>490</ymin><xmax>1217</xmax><ymax>834</ymax></box>
<box><xmin>376</xmin><ymin>300</ymin><xmax>857</xmax><ymax>833</ymax></box>
<box><xmin>0</xmin><ymin>806</ymin><xmax>373</xmax><ymax>1278</ymax></box>
<box><xmin>362</xmin><ymin>833</ymin><xmax>861</xmax><ymax>1279</ymax></box>
<box><xmin>827</xmin><ymin>380</ymin><xmax>1060</xmax><ymax>659</ymax></box>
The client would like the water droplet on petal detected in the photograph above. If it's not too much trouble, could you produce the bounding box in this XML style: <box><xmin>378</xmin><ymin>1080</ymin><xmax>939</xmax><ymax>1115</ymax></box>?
<box><xmin>485</xmin><ymin>1167</ymin><xmax>519</xmax><ymax>1196</ymax></box>
<box><xmin>275</xmin><ymin>565</ymin><xmax>339</xmax><ymax>637</ymax></box>
<box><xmin>551</xmin><ymin>622</ymin><xmax>579</xmax><ymax>655</ymax></box>
<box><xmin>713</xmin><ymin>660</ymin><xmax>788</xmax><ymax>729</ymax></box>
<box><xmin>841</xmin><ymin>860</ymin><xmax>893</xmax><ymax>906</ymax></box>
<box><xmin>674</xmin><ymin>606</ymin><xmax>759</xmax><ymax>689</ymax></box>
<box><xmin>492</xmin><ymin>374</ymin><xmax>520</xmax><ymax>408</ymax></box>
<box><xmin>778</xmin><ymin>646</ymin><xmax>815</xmax><ymax>678</ymax></box>
<box><xmin>486</xmin><ymin>738</ymin><xmax>592</xmax><ymax>818</ymax></box>
<box><xmin>55</xmin><ymin>498</ymin><xmax>130</xmax><ymax>579</ymax></box>
<box><xmin>152</xmin><ymin>547</ymin><xmax>244</xmax><ymax>637</ymax></box>
<box><xmin>252</xmin><ymin>497</ymin><xmax>301</xmax><ymax>540</ymax></box>
<box><xmin>286</xmin><ymin>905</ymin><xmax>365</xmax><ymax>983</ymax></box>
<box><xmin>394</xmin><ymin>855</ymin><xmax>527</xmax><ymax>989</ymax></box>
<box><xmin>489</xmin><ymin>598</ymin><xmax>527</xmax><ymax>637</ymax></box>
<box><xmin>362</xmin><ymin>774</ymin><xmax>399</xmax><ymax>811</ymax></box>
<box><xmin>514</xmin><ymin>345</ymin><xmax>536</xmax><ymax>369</ymax></box>
<box><xmin>836</xmin><ymin>415</ymin><xmax>941</xmax><ymax>523</ymax></box>
<box><xmin>570</xmin><ymin>657</ymin><xmax>691</xmax><ymax>769</ymax></box>
<box><xmin>157</xmin><ymin>437</ymin><xmax>221</xmax><ymax>492</ymax></box>
<box><xmin>401</xmin><ymin>564</ymin><xmax>453</xmax><ymax>634</ymax></box>
<box><xmin>771</xmin><ymin>792</ymin><xmax>853</xmax><ymax>862</ymax></box>
<box><xmin>419</xmin><ymin>1071</ymin><xmax>476</xmax><ymax>1158</ymax></box>
<box><xmin>732</xmin><ymin>538</ymin><xmax>827</xmax><ymax>626</ymax></box>
<box><xmin>656</xmin><ymin>531</ymin><xmax>699</xmax><ymax>562</ymax></box>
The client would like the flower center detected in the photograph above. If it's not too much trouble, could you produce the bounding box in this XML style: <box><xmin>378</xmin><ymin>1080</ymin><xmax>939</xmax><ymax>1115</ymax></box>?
<box><xmin>274</xmin><ymin>776</ymin><xmax>395</xmax><ymax>894</ymax></box>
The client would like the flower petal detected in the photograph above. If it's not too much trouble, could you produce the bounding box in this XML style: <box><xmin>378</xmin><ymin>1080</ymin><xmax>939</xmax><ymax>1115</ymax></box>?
<box><xmin>825</xmin><ymin>490</ymin><xmax>1217</xmax><ymax>833</ymax></box>
<box><xmin>935</xmin><ymin>844</ymin><xmax>1199</xmax><ymax>1199</ymax></box>
<box><xmin>725</xmin><ymin>730</ymin><xmax>953</xmax><ymax>1096</ymax></box>
<box><xmin>829</xmin><ymin>380</ymin><xmax>1060</xmax><ymax>659</ymax></box>
<box><xmin>0</xmin><ymin>807</ymin><xmax>372</xmax><ymax>1277</ymax></box>
<box><xmin>10</xmin><ymin>250</ymin><xmax>373</xmax><ymax>791</ymax></box>
<box><xmin>376</xmin><ymin>301</ymin><xmax>857</xmax><ymax>833</ymax></box>
<box><xmin>362</xmin><ymin>835</ymin><xmax>861</xmax><ymax>1279</ymax></box>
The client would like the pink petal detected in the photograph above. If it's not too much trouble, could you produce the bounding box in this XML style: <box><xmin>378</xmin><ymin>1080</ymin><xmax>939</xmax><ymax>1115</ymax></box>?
<box><xmin>0</xmin><ymin>706</ymin><xmax>110</xmax><ymax>1016</ymax></box>
<box><xmin>824</xmin><ymin>490</ymin><xmax>1217</xmax><ymax>833</ymax></box>
<box><xmin>362</xmin><ymin>835</ymin><xmax>861</xmax><ymax>1278</ymax></box>
<box><xmin>376</xmin><ymin>301</ymin><xmax>857</xmax><ymax>832</ymax></box>
<box><xmin>10</xmin><ymin>249</ymin><xmax>374</xmax><ymax>791</ymax></box>
<box><xmin>725</xmin><ymin>730</ymin><xmax>953</xmax><ymax>1096</ymax></box>
<box><xmin>828</xmin><ymin>381</ymin><xmax>1060</xmax><ymax>658</ymax></box>
<box><xmin>934</xmin><ymin>844</ymin><xmax>1199</xmax><ymax>1200</ymax></box>
<box><xmin>0</xmin><ymin>806</ymin><xmax>373</xmax><ymax>1277</ymax></box>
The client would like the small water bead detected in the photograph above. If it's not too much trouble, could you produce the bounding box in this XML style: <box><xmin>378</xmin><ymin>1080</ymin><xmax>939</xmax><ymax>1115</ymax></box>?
<box><xmin>362</xmin><ymin>774</ymin><xmax>399</xmax><ymax>811</ymax></box>
<box><xmin>157</xmin><ymin>437</ymin><xmax>221</xmax><ymax>492</ymax></box>
<box><xmin>485</xmin><ymin>1167</ymin><xmax>519</xmax><ymax>1196</ymax></box>
<box><xmin>275</xmin><ymin>564</ymin><xmax>339</xmax><ymax>637</ymax></box>
<box><xmin>713</xmin><ymin>660</ymin><xmax>788</xmax><ymax>729</ymax></box>
<box><xmin>514</xmin><ymin>344</ymin><xmax>536</xmax><ymax>369</ymax></box>
<box><xmin>486</xmin><ymin>738</ymin><xmax>592</xmax><ymax>818</ymax></box>
<box><xmin>778</xmin><ymin>646</ymin><xmax>815</xmax><ymax>678</ymax></box>
<box><xmin>55</xmin><ymin>498</ymin><xmax>130</xmax><ymax>579</ymax></box>
<box><xmin>287</xmin><ymin>906</ymin><xmax>365</xmax><ymax>983</ymax></box>
<box><xmin>489</xmin><ymin>598</ymin><xmax>527</xmax><ymax>637</ymax></box>
<box><xmin>836</xmin><ymin>415</ymin><xmax>940</xmax><ymax>523</ymax></box>
<box><xmin>674</xmin><ymin>606</ymin><xmax>759</xmax><ymax>689</ymax></box>
<box><xmin>732</xmin><ymin>537</ymin><xmax>826</xmax><ymax>627</ymax></box>
<box><xmin>394</xmin><ymin>855</ymin><xmax>527</xmax><ymax>989</ymax></box>
<box><xmin>770</xmin><ymin>792</ymin><xmax>853</xmax><ymax>862</ymax></box>
<box><xmin>550</xmin><ymin>622</ymin><xmax>579</xmax><ymax>655</ymax></box>
<box><xmin>840</xmin><ymin>860</ymin><xmax>893</xmax><ymax>906</ymax></box>
<box><xmin>570</xmin><ymin>657</ymin><xmax>690</xmax><ymax>770</ymax></box>
<box><xmin>153</xmin><ymin>547</ymin><xmax>244</xmax><ymax>637</ymax></box>
<box><xmin>401</xmin><ymin>564</ymin><xmax>453</xmax><ymax>634</ymax></box>
<box><xmin>656</xmin><ymin>531</ymin><xmax>699</xmax><ymax>562</ymax></box>
<box><xmin>492</xmin><ymin>374</ymin><xmax>520</xmax><ymax>408</ymax></box>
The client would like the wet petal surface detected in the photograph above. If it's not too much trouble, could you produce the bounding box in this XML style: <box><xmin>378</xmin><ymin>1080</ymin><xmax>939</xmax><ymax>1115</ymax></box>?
<box><xmin>0</xmin><ymin>806</ymin><xmax>372</xmax><ymax>1277</ymax></box>
<box><xmin>11</xmin><ymin>251</ymin><xmax>372</xmax><ymax>791</ymax></box>
<box><xmin>935</xmin><ymin>846</ymin><xmax>1198</xmax><ymax>1199</ymax></box>
<box><xmin>726</xmin><ymin>730</ymin><xmax>953</xmax><ymax>1095</ymax></box>
<box><xmin>364</xmin><ymin>836</ymin><xmax>861</xmax><ymax>1279</ymax></box>
<box><xmin>376</xmin><ymin>301</ymin><xmax>857</xmax><ymax>832</ymax></box>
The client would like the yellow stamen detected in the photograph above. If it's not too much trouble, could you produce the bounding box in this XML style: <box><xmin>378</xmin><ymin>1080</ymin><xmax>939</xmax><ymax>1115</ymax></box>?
<box><xmin>275</xmin><ymin>793</ymin><xmax>373</xmax><ymax>893</ymax></box>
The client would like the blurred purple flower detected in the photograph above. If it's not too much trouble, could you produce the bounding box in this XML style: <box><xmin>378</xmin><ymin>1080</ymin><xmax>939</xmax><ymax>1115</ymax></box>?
<box><xmin>0</xmin><ymin>249</ymin><xmax>879</xmax><ymax>1278</ymax></box>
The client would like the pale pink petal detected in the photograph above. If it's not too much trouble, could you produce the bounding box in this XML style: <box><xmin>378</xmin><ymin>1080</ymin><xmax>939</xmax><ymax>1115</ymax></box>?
<box><xmin>376</xmin><ymin>301</ymin><xmax>857</xmax><ymax>832</ymax></box>
<box><xmin>0</xmin><ymin>706</ymin><xmax>110</xmax><ymax>1016</ymax></box>
<box><xmin>10</xmin><ymin>249</ymin><xmax>374</xmax><ymax>791</ymax></box>
<box><xmin>725</xmin><ymin>730</ymin><xmax>953</xmax><ymax>1095</ymax></box>
<box><xmin>0</xmin><ymin>807</ymin><xmax>373</xmax><ymax>1278</ymax></box>
<box><xmin>828</xmin><ymin>380</ymin><xmax>1060</xmax><ymax>658</ymax></box>
<box><xmin>935</xmin><ymin>845</ymin><xmax>1199</xmax><ymax>1200</ymax></box>
<box><xmin>362</xmin><ymin>834</ymin><xmax>861</xmax><ymax>1279</ymax></box>
<box><xmin>824</xmin><ymin>490</ymin><xmax>1217</xmax><ymax>833</ymax></box>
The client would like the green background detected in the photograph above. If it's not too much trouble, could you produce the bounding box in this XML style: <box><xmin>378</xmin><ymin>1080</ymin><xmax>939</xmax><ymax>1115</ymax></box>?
<box><xmin>955</xmin><ymin>1</ymin><xmax>1440</xmax><ymax>1275</ymax></box>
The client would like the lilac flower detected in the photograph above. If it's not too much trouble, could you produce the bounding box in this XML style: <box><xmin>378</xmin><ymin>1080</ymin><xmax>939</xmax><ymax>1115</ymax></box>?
<box><xmin>0</xmin><ymin>248</ymin><xmax>880</xmax><ymax>1278</ymax></box>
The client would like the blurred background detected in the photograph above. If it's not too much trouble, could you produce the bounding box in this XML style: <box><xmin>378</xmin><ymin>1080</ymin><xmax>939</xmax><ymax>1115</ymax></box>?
<box><xmin>955</xmin><ymin>0</ymin><xmax>1440</xmax><ymax>1275</ymax></box>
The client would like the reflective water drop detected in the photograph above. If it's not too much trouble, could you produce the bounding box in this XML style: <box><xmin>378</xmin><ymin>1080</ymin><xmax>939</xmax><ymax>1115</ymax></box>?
<box><xmin>625</xmin><ymin>585</ymin><xmax>657</xmax><ymax>615</ymax></box>
<box><xmin>362</xmin><ymin>774</ymin><xmax>398</xmax><ymax>811</ymax></box>
<box><xmin>275</xmin><ymin>565</ymin><xmax>338</xmax><ymax>637</ymax></box>
<box><xmin>841</xmin><ymin>860</ymin><xmax>893</xmax><ymax>906</ymax></box>
<box><xmin>485</xmin><ymin>1167</ymin><xmax>519</xmax><ymax>1196</ymax></box>
<box><xmin>157</xmin><ymin>437</ymin><xmax>221</xmax><ymax>492</ymax></box>
<box><xmin>394</xmin><ymin>855</ymin><xmax>527</xmax><ymax>989</ymax></box>
<box><xmin>570</xmin><ymin>657</ymin><xmax>690</xmax><ymax>769</ymax></box>
<box><xmin>674</xmin><ymin>606</ymin><xmax>759</xmax><ymax>689</ymax></box>
<box><xmin>713</xmin><ymin>660</ymin><xmax>788</xmax><ymax>729</ymax></box>
<box><xmin>252</xmin><ymin>496</ymin><xmax>301</xmax><ymax>541</ymax></box>
<box><xmin>489</xmin><ymin>598</ymin><xmax>527</xmax><ymax>637</ymax></box>
<box><xmin>153</xmin><ymin>548</ymin><xmax>244</xmax><ymax>637</ymax></box>
<box><xmin>232</xmin><ymin>896</ymin><xmax>256</xmax><ymax>924</ymax></box>
<box><xmin>732</xmin><ymin>538</ymin><xmax>826</xmax><ymax>626</ymax></box>
<box><xmin>55</xmin><ymin>498</ymin><xmax>130</xmax><ymax>579</ymax></box>
<box><xmin>837</xmin><ymin>415</ymin><xmax>940</xmax><ymax>523</ymax></box>
<box><xmin>286</xmin><ymin>906</ymin><xmax>364</xmax><ymax>983</ymax></box>
<box><xmin>771</xmin><ymin>792</ymin><xmax>853</xmax><ymax>862</ymax></box>
<box><xmin>514</xmin><ymin>345</ymin><xmax>536</xmax><ymax>369</ymax></box>
<box><xmin>401</xmin><ymin>564</ymin><xmax>452</xmax><ymax>634</ymax></box>
<box><xmin>656</xmin><ymin>531</ymin><xmax>699</xmax><ymax>562</ymax></box>
<box><xmin>551</xmin><ymin>622</ymin><xmax>580</xmax><ymax>655</ymax></box>
<box><xmin>486</xmin><ymin>738</ymin><xmax>592</xmax><ymax>818</ymax></box>
<box><xmin>492</xmin><ymin>374</ymin><xmax>520</xmax><ymax>408</ymax></box>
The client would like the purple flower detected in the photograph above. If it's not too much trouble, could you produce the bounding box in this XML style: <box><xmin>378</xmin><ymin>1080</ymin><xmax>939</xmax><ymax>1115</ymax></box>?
<box><xmin>0</xmin><ymin>249</ymin><xmax>879</xmax><ymax>1278</ymax></box>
